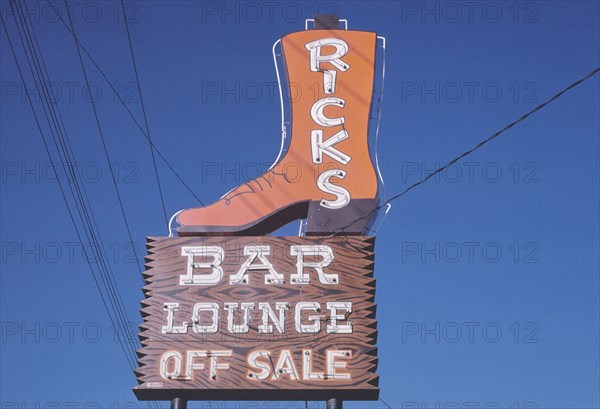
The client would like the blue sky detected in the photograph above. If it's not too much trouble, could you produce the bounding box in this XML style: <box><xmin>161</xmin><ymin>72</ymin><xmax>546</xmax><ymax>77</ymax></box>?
<box><xmin>1</xmin><ymin>1</ymin><xmax>599</xmax><ymax>408</ymax></box>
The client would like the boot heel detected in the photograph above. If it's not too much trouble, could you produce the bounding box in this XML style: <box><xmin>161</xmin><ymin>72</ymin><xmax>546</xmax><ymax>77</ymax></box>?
<box><xmin>305</xmin><ymin>199</ymin><xmax>379</xmax><ymax>236</ymax></box>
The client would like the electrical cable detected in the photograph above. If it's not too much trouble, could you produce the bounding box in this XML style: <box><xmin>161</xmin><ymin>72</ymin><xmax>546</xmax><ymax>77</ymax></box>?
<box><xmin>379</xmin><ymin>397</ymin><xmax>392</xmax><ymax>409</ymax></box>
<box><xmin>63</xmin><ymin>0</ymin><xmax>144</xmax><ymax>281</ymax></box>
<box><xmin>2</xmin><ymin>1</ymin><xmax>140</xmax><ymax>374</ymax></box>
<box><xmin>11</xmin><ymin>0</ymin><xmax>139</xmax><ymax>376</ymax></box>
<box><xmin>14</xmin><ymin>1</ymin><xmax>136</xmax><ymax>366</ymax></box>
<box><xmin>331</xmin><ymin>66</ymin><xmax>600</xmax><ymax>237</ymax></box>
<box><xmin>119</xmin><ymin>0</ymin><xmax>169</xmax><ymax>228</ymax></box>
<box><xmin>10</xmin><ymin>1</ymin><xmax>131</xmax><ymax>347</ymax></box>
<box><xmin>2</xmin><ymin>5</ymin><xmax>159</xmax><ymax>408</ymax></box>
<box><xmin>42</xmin><ymin>0</ymin><xmax>204</xmax><ymax>205</ymax></box>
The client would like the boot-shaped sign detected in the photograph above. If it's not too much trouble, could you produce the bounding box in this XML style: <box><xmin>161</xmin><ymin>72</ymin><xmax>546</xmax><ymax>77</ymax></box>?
<box><xmin>176</xmin><ymin>25</ymin><xmax>380</xmax><ymax>236</ymax></box>
<box><xmin>135</xmin><ymin>17</ymin><xmax>384</xmax><ymax>404</ymax></box>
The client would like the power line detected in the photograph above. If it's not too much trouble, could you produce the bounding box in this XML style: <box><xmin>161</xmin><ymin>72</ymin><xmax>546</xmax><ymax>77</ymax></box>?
<box><xmin>332</xmin><ymin>66</ymin><xmax>600</xmax><ymax>236</ymax></box>
<box><xmin>119</xmin><ymin>0</ymin><xmax>169</xmax><ymax>228</ymax></box>
<box><xmin>10</xmin><ymin>0</ymin><xmax>138</xmax><ymax>372</ymax></box>
<box><xmin>379</xmin><ymin>398</ymin><xmax>392</xmax><ymax>409</ymax></box>
<box><xmin>3</xmin><ymin>0</ymin><xmax>135</xmax><ymax>368</ymax></box>
<box><xmin>42</xmin><ymin>0</ymin><xmax>204</xmax><ymax>205</ymax></box>
<box><xmin>63</xmin><ymin>0</ymin><xmax>144</xmax><ymax>280</ymax></box>
<box><xmin>2</xmin><ymin>4</ymin><xmax>159</xmax><ymax>408</ymax></box>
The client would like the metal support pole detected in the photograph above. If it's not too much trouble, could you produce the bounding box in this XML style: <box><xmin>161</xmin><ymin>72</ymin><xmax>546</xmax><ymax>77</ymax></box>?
<box><xmin>326</xmin><ymin>398</ymin><xmax>343</xmax><ymax>409</ymax></box>
<box><xmin>171</xmin><ymin>398</ymin><xmax>187</xmax><ymax>409</ymax></box>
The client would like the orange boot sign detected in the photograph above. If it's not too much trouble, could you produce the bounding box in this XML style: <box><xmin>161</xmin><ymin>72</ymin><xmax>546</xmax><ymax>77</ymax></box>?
<box><xmin>135</xmin><ymin>16</ymin><xmax>384</xmax><ymax>405</ymax></box>
<box><xmin>176</xmin><ymin>25</ymin><xmax>379</xmax><ymax>236</ymax></box>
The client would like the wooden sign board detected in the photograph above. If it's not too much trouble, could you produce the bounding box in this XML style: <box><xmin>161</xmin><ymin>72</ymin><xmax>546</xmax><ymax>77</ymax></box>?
<box><xmin>134</xmin><ymin>236</ymin><xmax>379</xmax><ymax>401</ymax></box>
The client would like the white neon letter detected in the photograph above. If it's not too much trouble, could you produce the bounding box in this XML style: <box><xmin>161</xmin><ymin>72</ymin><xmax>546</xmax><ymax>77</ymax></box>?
<box><xmin>191</xmin><ymin>302</ymin><xmax>219</xmax><ymax>334</ymax></box>
<box><xmin>208</xmin><ymin>350</ymin><xmax>231</xmax><ymax>380</ymax></box>
<box><xmin>326</xmin><ymin>302</ymin><xmax>353</xmax><ymax>334</ymax></box>
<box><xmin>248</xmin><ymin>350</ymin><xmax>271</xmax><ymax>380</ymax></box>
<box><xmin>272</xmin><ymin>349</ymin><xmax>299</xmax><ymax>380</ymax></box>
<box><xmin>290</xmin><ymin>245</ymin><xmax>337</xmax><ymax>285</ymax></box>
<box><xmin>180</xmin><ymin>246</ymin><xmax>224</xmax><ymax>286</ymax></box>
<box><xmin>258</xmin><ymin>302</ymin><xmax>290</xmax><ymax>334</ymax></box>
<box><xmin>305</xmin><ymin>38</ymin><xmax>350</xmax><ymax>72</ymax></box>
<box><xmin>295</xmin><ymin>302</ymin><xmax>322</xmax><ymax>333</ymax></box>
<box><xmin>160</xmin><ymin>351</ymin><xmax>182</xmax><ymax>380</ymax></box>
<box><xmin>229</xmin><ymin>245</ymin><xmax>284</xmax><ymax>285</ymax></box>
<box><xmin>224</xmin><ymin>302</ymin><xmax>255</xmax><ymax>333</ymax></box>
<box><xmin>311</xmin><ymin>129</ymin><xmax>351</xmax><ymax>165</ymax></box>
<box><xmin>303</xmin><ymin>350</ymin><xmax>324</xmax><ymax>380</ymax></box>
<box><xmin>317</xmin><ymin>169</ymin><xmax>350</xmax><ymax>209</ymax></box>
<box><xmin>326</xmin><ymin>350</ymin><xmax>352</xmax><ymax>380</ymax></box>
<box><xmin>323</xmin><ymin>70</ymin><xmax>337</xmax><ymax>94</ymax></box>
<box><xmin>185</xmin><ymin>350</ymin><xmax>207</xmax><ymax>380</ymax></box>
<box><xmin>161</xmin><ymin>303</ymin><xmax>188</xmax><ymax>334</ymax></box>
<box><xmin>311</xmin><ymin>97</ymin><xmax>345</xmax><ymax>128</ymax></box>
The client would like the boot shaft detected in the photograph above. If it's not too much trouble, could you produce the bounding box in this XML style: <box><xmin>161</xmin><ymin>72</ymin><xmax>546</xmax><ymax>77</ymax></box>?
<box><xmin>280</xmin><ymin>30</ymin><xmax>379</xmax><ymax>201</ymax></box>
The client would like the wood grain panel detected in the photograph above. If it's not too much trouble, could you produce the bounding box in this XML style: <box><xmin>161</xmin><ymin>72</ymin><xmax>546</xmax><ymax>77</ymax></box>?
<box><xmin>134</xmin><ymin>236</ymin><xmax>378</xmax><ymax>401</ymax></box>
